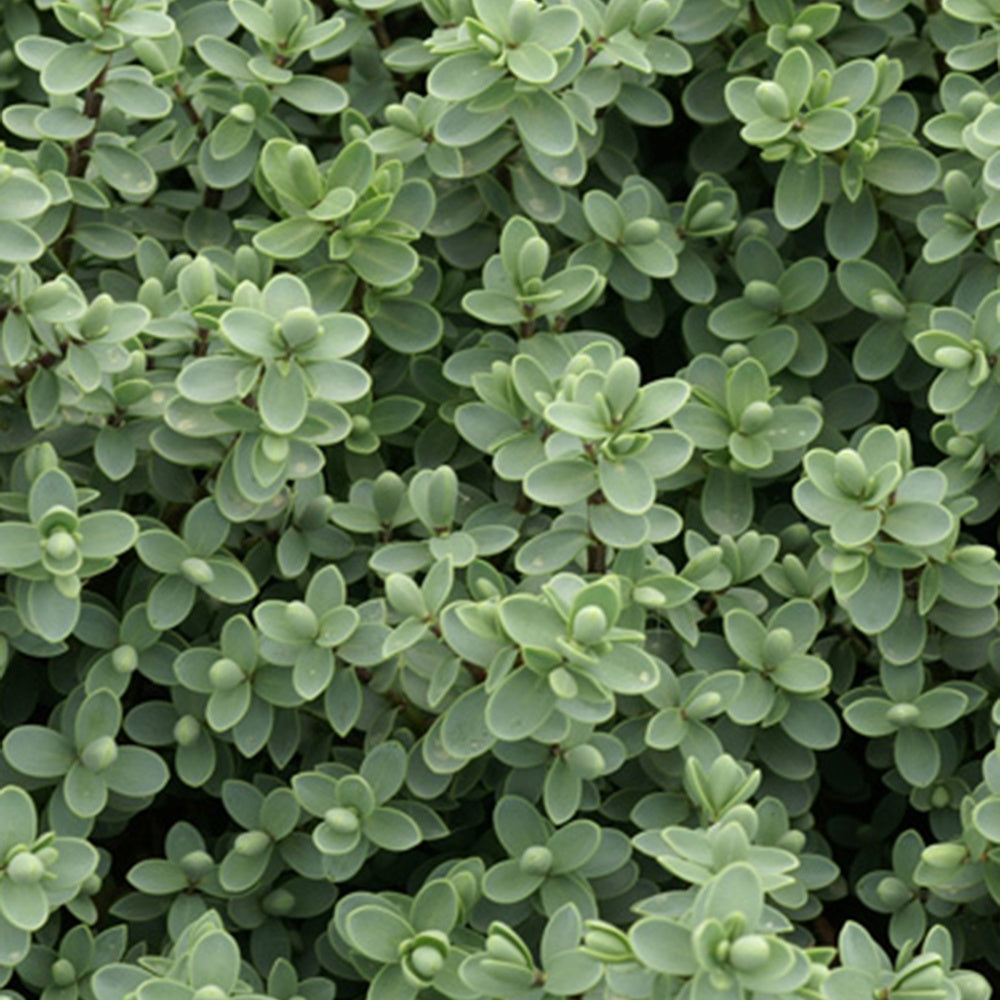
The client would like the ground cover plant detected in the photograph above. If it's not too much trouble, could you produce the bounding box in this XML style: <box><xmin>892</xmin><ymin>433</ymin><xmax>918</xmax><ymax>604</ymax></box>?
<box><xmin>2</xmin><ymin>0</ymin><xmax>1000</xmax><ymax>998</ymax></box>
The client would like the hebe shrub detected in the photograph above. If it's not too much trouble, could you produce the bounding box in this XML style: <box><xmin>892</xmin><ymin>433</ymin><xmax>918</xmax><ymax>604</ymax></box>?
<box><xmin>3</xmin><ymin>0</ymin><xmax>1000</xmax><ymax>997</ymax></box>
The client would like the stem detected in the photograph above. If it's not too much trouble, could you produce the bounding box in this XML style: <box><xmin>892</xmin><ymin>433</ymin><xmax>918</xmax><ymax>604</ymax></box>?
<box><xmin>172</xmin><ymin>82</ymin><xmax>225</xmax><ymax>208</ymax></box>
<box><xmin>67</xmin><ymin>65</ymin><xmax>108</xmax><ymax>178</ymax></box>
<box><xmin>368</xmin><ymin>10</ymin><xmax>392</xmax><ymax>50</ymax></box>
<box><xmin>55</xmin><ymin>61</ymin><xmax>110</xmax><ymax>265</ymax></box>
<box><xmin>586</xmin><ymin>540</ymin><xmax>606</xmax><ymax>574</ymax></box>
<box><xmin>0</xmin><ymin>342</ymin><xmax>66</xmax><ymax>394</ymax></box>
<box><xmin>461</xmin><ymin>661</ymin><xmax>487</xmax><ymax>684</ymax></box>
<box><xmin>173</xmin><ymin>82</ymin><xmax>206</xmax><ymax>136</ymax></box>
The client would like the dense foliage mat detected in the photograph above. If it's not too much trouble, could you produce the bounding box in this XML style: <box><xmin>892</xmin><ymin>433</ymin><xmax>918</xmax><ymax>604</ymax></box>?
<box><xmin>2</xmin><ymin>0</ymin><xmax>1000</xmax><ymax>998</ymax></box>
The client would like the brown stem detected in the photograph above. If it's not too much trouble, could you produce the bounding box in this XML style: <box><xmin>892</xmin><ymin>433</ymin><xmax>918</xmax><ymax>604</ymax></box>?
<box><xmin>193</xmin><ymin>327</ymin><xmax>210</xmax><ymax>357</ymax></box>
<box><xmin>55</xmin><ymin>61</ymin><xmax>110</xmax><ymax>265</ymax></box>
<box><xmin>586</xmin><ymin>541</ymin><xmax>606</xmax><ymax>574</ymax></box>
<box><xmin>66</xmin><ymin>66</ymin><xmax>108</xmax><ymax>178</ymax></box>
<box><xmin>461</xmin><ymin>661</ymin><xmax>487</xmax><ymax>684</ymax></box>
<box><xmin>812</xmin><ymin>915</ymin><xmax>836</xmax><ymax>947</ymax></box>
<box><xmin>174</xmin><ymin>82</ymin><xmax>206</xmax><ymax>136</ymax></box>
<box><xmin>172</xmin><ymin>83</ymin><xmax>225</xmax><ymax>207</ymax></box>
<box><xmin>368</xmin><ymin>10</ymin><xmax>392</xmax><ymax>50</ymax></box>
<box><xmin>1</xmin><ymin>343</ymin><xmax>66</xmax><ymax>394</ymax></box>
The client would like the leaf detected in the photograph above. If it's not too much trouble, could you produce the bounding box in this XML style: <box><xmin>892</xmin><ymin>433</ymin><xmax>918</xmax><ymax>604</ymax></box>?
<box><xmin>363</xmin><ymin>807</ymin><xmax>422</xmax><ymax>850</ymax></box>
<box><xmin>511</xmin><ymin>90</ymin><xmax>577</xmax><ymax>157</ymax></box>
<box><xmin>427</xmin><ymin>51</ymin><xmax>505</xmax><ymax>102</ymax></box>
<box><xmin>259</xmin><ymin>363</ymin><xmax>309</xmax><ymax>435</ymax></box>
<box><xmin>0</xmin><ymin>879</ymin><xmax>48</xmax><ymax>932</ymax></box>
<box><xmin>254</xmin><ymin>218</ymin><xmax>325</xmax><ymax>259</ymax></box>
<box><xmin>276</xmin><ymin>75</ymin><xmax>348</xmax><ymax>114</ymax></box>
<box><xmin>3</xmin><ymin>726</ymin><xmax>74</xmax><ymax>778</ymax></box>
<box><xmin>41</xmin><ymin>43</ymin><xmax>107</xmax><ymax>95</ymax></box>
<box><xmin>882</xmin><ymin>502</ymin><xmax>954</xmax><ymax>547</ymax></box>
<box><xmin>190</xmin><ymin>932</ymin><xmax>240</xmax><ymax>992</ymax></box>
<box><xmin>78</xmin><ymin>511</ymin><xmax>138</xmax><ymax>559</ymax></box>
<box><xmin>90</xmin><ymin>145</ymin><xmax>157</xmax><ymax>199</ymax></box>
<box><xmin>702</xmin><ymin>466</ymin><xmax>753</xmax><ymax>536</ymax></box>
<box><xmin>630</xmin><ymin>917</ymin><xmax>697</xmax><ymax>975</ymax></box>
<box><xmin>524</xmin><ymin>458</ymin><xmax>596</xmax><ymax>507</ymax></box>
<box><xmin>26</xmin><ymin>580</ymin><xmax>80</xmax><ymax>642</ymax></box>
<box><xmin>0</xmin><ymin>523</ymin><xmax>41</xmax><ymax>569</ymax></box>
<box><xmin>598</xmin><ymin>455</ymin><xmax>655</xmax><ymax>514</ymax></box>
<box><xmin>0</xmin><ymin>220</ymin><xmax>45</xmax><ymax>263</ymax></box>
<box><xmin>481</xmin><ymin>858</ymin><xmax>545</xmax><ymax>903</ymax></box>
<box><xmin>774</xmin><ymin>156</ymin><xmax>823</xmax><ymax>231</ymax></box>
<box><xmin>345</xmin><ymin>904</ymin><xmax>413</xmax><ymax>962</ymax></box>
<box><xmin>507</xmin><ymin>43</ymin><xmax>558</xmax><ymax>84</ymax></box>
<box><xmin>348</xmin><ymin>236</ymin><xmax>420</xmax><ymax>288</ymax></box>
<box><xmin>63</xmin><ymin>761</ymin><xmax>108</xmax><ymax>818</ymax></box>
<box><xmin>799</xmin><ymin>108</ymin><xmax>856</xmax><ymax>151</ymax></box>
<box><xmin>0</xmin><ymin>787</ymin><xmax>36</xmax><ymax>855</ymax></box>
<box><xmin>865</xmin><ymin>145</ymin><xmax>940</xmax><ymax>195</ymax></box>
<box><xmin>485</xmin><ymin>668</ymin><xmax>555</xmax><ymax>740</ymax></box>
<box><xmin>894</xmin><ymin>727</ymin><xmax>941</xmax><ymax>788</ymax></box>
<box><xmin>104</xmin><ymin>746</ymin><xmax>170</xmax><ymax>798</ymax></box>
<box><xmin>0</xmin><ymin>174</ymin><xmax>50</xmax><ymax>221</ymax></box>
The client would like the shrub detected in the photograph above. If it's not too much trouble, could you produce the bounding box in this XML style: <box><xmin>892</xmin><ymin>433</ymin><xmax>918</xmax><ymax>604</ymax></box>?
<box><xmin>0</xmin><ymin>0</ymin><xmax>999</xmax><ymax>998</ymax></box>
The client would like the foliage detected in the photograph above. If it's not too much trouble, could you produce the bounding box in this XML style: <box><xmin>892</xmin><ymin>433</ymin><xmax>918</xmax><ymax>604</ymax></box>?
<box><xmin>1</xmin><ymin>1</ymin><xmax>1000</xmax><ymax>1000</ymax></box>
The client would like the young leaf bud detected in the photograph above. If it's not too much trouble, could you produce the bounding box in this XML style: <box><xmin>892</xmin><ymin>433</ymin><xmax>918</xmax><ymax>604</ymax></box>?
<box><xmin>519</xmin><ymin>845</ymin><xmax>553</xmax><ymax>875</ymax></box>
<box><xmin>833</xmin><ymin>450</ymin><xmax>869</xmax><ymax>497</ymax></box>
<box><xmin>886</xmin><ymin>703</ymin><xmax>920</xmax><ymax>727</ymax></box>
<box><xmin>622</xmin><ymin>218</ymin><xmax>660</xmax><ymax>245</ymax></box>
<box><xmin>571</xmin><ymin>605</ymin><xmax>608</xmax><ymax>645</ymax></box>
<box><xmin>743</xmin><ymin>279</ymin><xmax>782</xmax><ymax>313</ymax></box>
<box><xmin>754</xmin><ymin>81</ymin><xmax>791</xmax><ymax>120</ymax></box>
<box><xmin>209</xmin><ymin>658</ymin><xmax>246</xmax><ymax>691</ymax></box>
<box><xmin>728</xmin><ymin>934</ymin><xmax>771</xmax><ymax>971</ymax></box>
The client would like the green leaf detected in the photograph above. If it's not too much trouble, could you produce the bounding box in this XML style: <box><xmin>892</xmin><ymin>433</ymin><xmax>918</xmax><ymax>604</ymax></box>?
<box><xmin>41</xmin><ymin>43</ymin><xmax>107</xmax><ymax>95</ymax></box>
<box><xmin>345</xmin><ymin>904</ymin><xmax>413</xmax><ymax>962</ymax></box>
<box><xmin>486</xmin><ymin>669</ymin><xmax>555</xmax><ymax>740</ymax></box>
<box><xmin>0</xmin><ymin>523</ymin><xmax>41</xmax><ymax>569</ymax></box>
<box><xmin>0</xmin><ymin>220</ymin><xmax>45</xmax><ymax>263</ymax></box>
<box><xmin>524</xmin><ymin>459</ymin><xmax>596</xmax><ymax>507</ymax></box>
<box><xmin>363</xmin><ymin>807</ymin><xmax>422</xmax><ymax>850</ymax></box>
<box><xmin>799</xmin><ymin>108</ymin><xmax>856</xmax><ymax>151</ymax></box>
<box><xmin>702</xmin><ymin>466</ymin><xmax>753</xmax><ymax>536</ymax></box>
<box><xmin>78</xmin><ymin>511</ymin><xmax>137</xmax><ymax>559</ymax></box>
<box><xmin>882</xmin><ymin>502</ymin><xmax>954</xmax><ymax>547</ymax></box>
<box><xmin>0</xmin><ymin>174</ymin><xmax>50</xmax><ymax>220</ymax></box>
<box><xmin>598</xmin><ymin>456</ymin><xmax>654</xmax><ymax>514</ymax></box>
<box><xmin>0</xmin><ymin>879</ymin><xmax>48</xmax><ymax>932</ymax></box>
<box><xmin>428</xmin><ymin>51</ymin><xmax>505</xmax><ymax>102</ymax></box>
<box><xmin>276</xmin><ymin>75</ymin><xmax>348</xmax><ymax>114</ymax></box>
<box><xmin>104</xmin><ymin>747</ymin><xmax>169</xmax><ymax>798</ymax></box>
<box><xmin>90</xmin><ymin>145</ymin><xmax>157</xmax><ymax>199</ymax></box>
<box><xmin>63</xmin><ymin>760</ymin><xmax>108</xmax><ymax>817</ymax></box>
<box><xmin>894</xmin><ymin>727</ymin><xmax>941</xmax><ymax>788</ymax></box>
<box><xmin>511</xmin><ymin>90</ymin><xmax>576</xmax><ymax>157</ymax></box>
<box><xmin>864</xmin><ymin>146</ymin><xmax>940</xmax><ymax>195</ymax></box>
<box><xmin>0</xmin><ymin>787</ymin><xmax>36</xmax><ymax>855</ymax></box>
<box><xmin>254</xmin><ymin>218</ymin><xmax>325</xmax><ymax>259</ymax></box>
<box><xmin>347</xmin><ymin>236</ymin><xmax>419</xmax><ymax>288</ymax></box>
<box><xmin>3</xmin><ymin>726</ymin><xmax>74</xmax><ymax>778</ymax></box>
<box><xmin>259</xmin><ymin>363</ymin><xmax>309</xmax><ymax>435</ymax></box>
<box><xmin>630</xmin><ymin>917</ymin><xmax>697</xmax><ymax>975</ymax></box>
<box><xmin>26</xmin><ymin>580</ymin><xmax>80</xmax><ymax>642</ymax></box>
<box><xmin>774</xmin><ymin>156</ymin><xmax>823</xmax><ymax>231</ymax></box>
<box><xmin>190</xmin><ymin>932</ymin><xmax>240</xmax><ymax>992</ymax></box>
<box><xmin>508</xmin><ymin>43</ymin><xmax>558</xmax><ymax>84</ymax></box>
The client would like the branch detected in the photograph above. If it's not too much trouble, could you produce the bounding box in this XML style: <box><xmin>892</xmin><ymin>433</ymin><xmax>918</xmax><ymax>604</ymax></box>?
<box><xmin>55</xmin><ymin>60</ymin><xmax>111</xmax><ymax>265</ymax></box>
